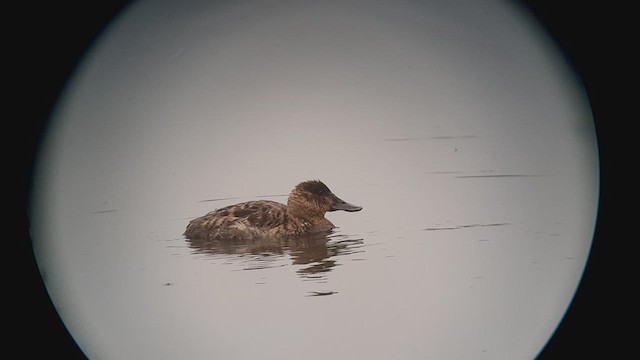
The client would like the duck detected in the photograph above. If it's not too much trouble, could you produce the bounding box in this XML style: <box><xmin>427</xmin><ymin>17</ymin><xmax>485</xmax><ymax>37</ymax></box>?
<box><xmin>184</xmin><ymin>180</ymin><xmax>362</xmax><ymax>241</ymax></box>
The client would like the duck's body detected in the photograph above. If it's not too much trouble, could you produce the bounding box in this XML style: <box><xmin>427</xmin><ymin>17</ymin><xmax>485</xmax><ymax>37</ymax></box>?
<box><xmin>184</xmin><ymin>180</ymin><xmax>361</xmax><ymax>241</ymax></box>
<box><xmin>184</xmin><ymin>200</ymin><xmax>327</xmax><ymax>240</ymax></box>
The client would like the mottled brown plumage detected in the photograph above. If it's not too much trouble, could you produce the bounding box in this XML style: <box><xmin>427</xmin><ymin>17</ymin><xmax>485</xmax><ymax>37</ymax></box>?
<box><xmin>184</xmin><ymin>180</ymin><xmax>362</xmax><ymax>241</ymax></box>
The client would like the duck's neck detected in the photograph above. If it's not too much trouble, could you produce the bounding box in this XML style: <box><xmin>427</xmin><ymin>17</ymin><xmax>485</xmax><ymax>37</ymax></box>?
<box><xmin>286</xmin><ymin>205</ymin><xmax>334</xmax><ymax>230</ymax></box>
<box><xmin>287</xmin><ymin>205</ymin><xmax>318</xmax><ymax>223</ymax></box>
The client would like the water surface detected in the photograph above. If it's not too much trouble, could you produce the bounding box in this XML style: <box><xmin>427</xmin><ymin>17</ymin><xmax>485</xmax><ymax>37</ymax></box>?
<box><xmin>31</xmin><ymin>0</ymin><xmax>598</xmax><ymax>359</ymax></box>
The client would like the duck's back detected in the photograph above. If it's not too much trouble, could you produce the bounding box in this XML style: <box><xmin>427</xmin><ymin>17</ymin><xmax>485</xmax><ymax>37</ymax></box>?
<box><xmin>184</xmin><ymin>200</ymin><xmax>289</xmax><ymax>240</ymax></box>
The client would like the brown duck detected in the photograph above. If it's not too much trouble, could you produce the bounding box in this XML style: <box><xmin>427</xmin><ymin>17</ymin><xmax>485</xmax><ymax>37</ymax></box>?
<box><xmin>184</xmin><ymin>180</ymin><xmax>362</xmax><ymax>241</ymax></box>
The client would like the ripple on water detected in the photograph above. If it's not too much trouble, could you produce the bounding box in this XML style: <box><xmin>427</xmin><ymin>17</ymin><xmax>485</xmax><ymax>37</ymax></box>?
<box><xmin>184</xmin><ymin>230</ymin><xmax>364</xmax><ymax>283</ymax></box>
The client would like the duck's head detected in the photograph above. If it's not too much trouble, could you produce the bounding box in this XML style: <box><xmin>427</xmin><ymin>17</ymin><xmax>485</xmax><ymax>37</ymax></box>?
<box><xmin>287</xmin><ymin>180</ymin><xmax>362</xmax><ymax>221</ymax></box>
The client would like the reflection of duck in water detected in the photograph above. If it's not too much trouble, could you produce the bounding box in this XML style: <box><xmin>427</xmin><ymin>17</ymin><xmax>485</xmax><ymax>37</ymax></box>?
<box><xmin>184</xmin><ymin>180</ymin><xmax>362</xmax><ymax>241</ymax></box>
<box><xmin>186</xmin><ymin>230</ymin><xmax>364</xmax><ymax>279</ymax></box>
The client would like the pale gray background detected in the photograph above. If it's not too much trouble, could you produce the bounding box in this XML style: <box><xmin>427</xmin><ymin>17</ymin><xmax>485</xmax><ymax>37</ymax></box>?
<box><xmin>32</xmin><ymin>0</ymin><xmax>598</xmax><ymax>358</ymax></box>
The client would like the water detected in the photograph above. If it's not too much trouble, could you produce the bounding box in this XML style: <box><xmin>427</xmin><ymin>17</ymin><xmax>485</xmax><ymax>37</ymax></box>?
<box><xmin>30</xmin><ymin>0</ymin><xmax>598</xmax><ymax>359</ymax></box>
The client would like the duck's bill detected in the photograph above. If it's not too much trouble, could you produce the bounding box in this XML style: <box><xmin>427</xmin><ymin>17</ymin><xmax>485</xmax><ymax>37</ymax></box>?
<box><xmin>330</xmin><ymin>198</ymin><xmax>363</xmax><ymax>212</ymax></box>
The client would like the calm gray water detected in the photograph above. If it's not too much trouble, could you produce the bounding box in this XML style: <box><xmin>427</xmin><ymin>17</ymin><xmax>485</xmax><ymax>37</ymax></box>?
<box><xmin>31</xmin><ymin>0</ymin><xmax>598</xmax><ymax>359</ymax></box>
